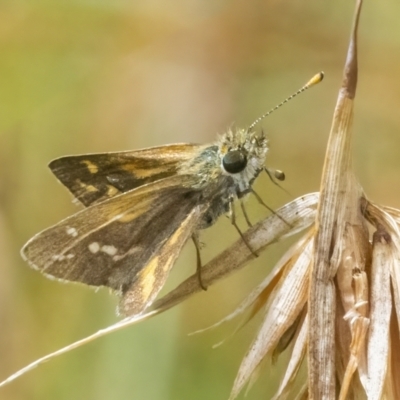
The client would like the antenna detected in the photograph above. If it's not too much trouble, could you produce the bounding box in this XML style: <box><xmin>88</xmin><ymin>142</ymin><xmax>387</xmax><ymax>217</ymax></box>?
<box><xmin>248</xmin><ymin>72</ymin><xmax>324</xmax><ymax>131</ymax></box>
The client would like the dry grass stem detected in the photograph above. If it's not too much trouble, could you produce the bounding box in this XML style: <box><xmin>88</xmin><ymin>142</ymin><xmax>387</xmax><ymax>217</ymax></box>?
<box><xmin>0</xmin><ymin>193</ymin><xmax>318</xmax><ymax>388</ymax></box>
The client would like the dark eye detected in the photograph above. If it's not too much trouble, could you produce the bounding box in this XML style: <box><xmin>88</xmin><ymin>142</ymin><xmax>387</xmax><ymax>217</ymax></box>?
<box><xmin>222</xmin><ymin>150</ymin><xmax>247</xmax><ymax>174</ymax></box>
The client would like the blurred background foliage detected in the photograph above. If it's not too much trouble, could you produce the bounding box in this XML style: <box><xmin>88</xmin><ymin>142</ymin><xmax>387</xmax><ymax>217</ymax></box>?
<box><xmin>0</xmin><ymin>1</ymin><xmax>399</xmax><ymax>399</ymax></box>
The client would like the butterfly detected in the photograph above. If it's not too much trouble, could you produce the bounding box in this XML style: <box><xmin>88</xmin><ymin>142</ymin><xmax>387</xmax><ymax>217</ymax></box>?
<box><xmin>21</xmin><ymin>72</ymin><xmax>323</xmax><ymax>317</ymax></box>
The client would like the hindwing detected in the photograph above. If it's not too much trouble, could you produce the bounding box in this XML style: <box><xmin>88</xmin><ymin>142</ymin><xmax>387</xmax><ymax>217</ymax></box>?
<box><xmin>49</xmin><ymin>144</ymin><xmax>204</xmax><ymax>206</ymax></box>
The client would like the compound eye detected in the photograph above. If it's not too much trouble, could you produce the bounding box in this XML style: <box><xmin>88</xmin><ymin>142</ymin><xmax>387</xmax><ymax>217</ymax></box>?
<box><xmin>222</xmin><ymin>150</ymin><xmax>247</xmax><ymax>174</ymax></box>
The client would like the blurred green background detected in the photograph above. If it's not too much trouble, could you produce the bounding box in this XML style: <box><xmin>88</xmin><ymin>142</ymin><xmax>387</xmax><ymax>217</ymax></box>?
<box><xmin>0</xmin><ymin>1</ymin><xmax>399</xmax><ymax>399</ymax></box>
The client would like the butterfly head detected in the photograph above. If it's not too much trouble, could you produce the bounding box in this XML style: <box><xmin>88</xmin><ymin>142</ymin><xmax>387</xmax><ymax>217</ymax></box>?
<box><xmin>218</xmin><ymin>128</ymin><xmax>268</xmax><ymax>192</ymax></box>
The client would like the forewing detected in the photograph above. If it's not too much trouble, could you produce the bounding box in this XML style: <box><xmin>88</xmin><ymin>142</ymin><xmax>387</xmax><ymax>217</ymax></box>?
<box><xmin>22</xmin><ymin>176</ymin><xmax>203</xmax><ymax>315</ymax></box>
<box><xmin>49</xmin><ymin>144</ymin><xmax>203</xmax><ymax>206</ymax></box>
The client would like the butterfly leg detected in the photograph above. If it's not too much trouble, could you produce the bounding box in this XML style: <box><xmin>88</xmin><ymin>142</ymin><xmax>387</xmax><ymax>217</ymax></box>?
<box><xmin>192</xmin><ymin>234</ymin><xmax>207</xmax><ymax>291</ymax></box>
<box><xmin>240</xmin><ymin>199</ymin><xmax>252</xmax><ymax>228</ymax></box>
<box><xmin>250</xmin><ymin>188</ymin><xmax>292</xmax><ymax>227</ymax></box>
<box><xmin>229</xmin><ymin>198</ymin><xmax>258</xmax><ymax>257</ymax></box>
<box><xmin>265</xmin><ymin>167</ymin><xmax>285</xmax><ymax>183</ymax></box>
<box><xmin>264</xmin><ymin>167</ymin><xmax>290</xmax><ymax>195</ymax></box>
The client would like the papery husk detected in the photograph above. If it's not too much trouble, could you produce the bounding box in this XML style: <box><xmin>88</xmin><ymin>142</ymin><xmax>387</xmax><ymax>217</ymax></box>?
<box><xmin>308</xmin><ymin>1</ymin><xmax>365</xmax><ymax>398</ymax></box>
<box><xmin>229</xmin><ymin>235</ymin><xmax>314</xmax><ymax>399</ymax></box>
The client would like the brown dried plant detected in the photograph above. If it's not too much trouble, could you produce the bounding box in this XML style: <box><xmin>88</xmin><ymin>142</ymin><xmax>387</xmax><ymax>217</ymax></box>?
<box><xmin>1</xmin><ymin>0</ymin><xmax>399</xmax><ymax>399</ymax></box>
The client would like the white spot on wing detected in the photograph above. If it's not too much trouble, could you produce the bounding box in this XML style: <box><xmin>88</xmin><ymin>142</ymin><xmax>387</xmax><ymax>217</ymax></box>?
<box><xmin>112</xmin><ymin>246</ymin><xmax>141</xmax><ymax>261</ymax></box>
<box><xmin>101</xmin><ymin>245</ymin><xmax>118</xmax><ymax>256</ymax></box>
<box><xmin>88</xmin><ymin>242</ymin><xmax>100</xmax><ymax>254</ymax></box>
<box><xmin>66</xmin><ymin>227</ymin><xmax>78</xmax><ymax>237</ymax></box>
<box><xmin>51</xmin><ymin>253</ymin><xmax>74</xmax><ymax>262</ymax></box>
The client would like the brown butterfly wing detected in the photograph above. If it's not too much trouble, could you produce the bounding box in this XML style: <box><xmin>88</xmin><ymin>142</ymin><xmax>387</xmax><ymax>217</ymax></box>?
<box><xmin>49</xmin><ymin>143</ymin><xmax>204</xmax><ymax>207</ymax></box>
<box><xmin>22</xmin><ymin>176</ymin><xmax>204</xmax><ymax>315</ymax></box>
<box><xmin>119</xmin><ymin>205</ymin><xmax>202</xmax><ymax>315</ymax></box>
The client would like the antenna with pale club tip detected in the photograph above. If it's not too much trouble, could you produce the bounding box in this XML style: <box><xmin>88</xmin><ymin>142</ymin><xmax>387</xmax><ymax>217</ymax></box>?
<box><xmin>248</xmin><ymin>72</ymin><xmax>324</xmax><ymax>131</ymax></box>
